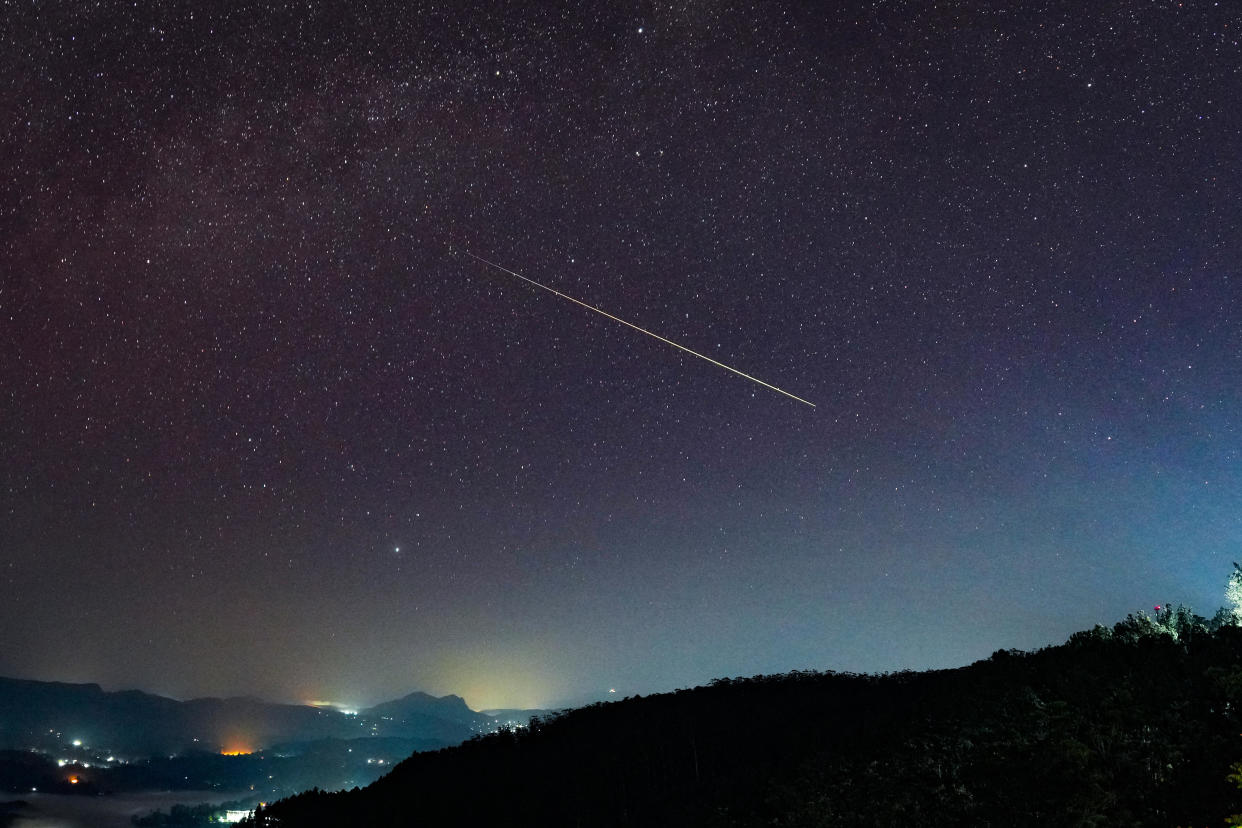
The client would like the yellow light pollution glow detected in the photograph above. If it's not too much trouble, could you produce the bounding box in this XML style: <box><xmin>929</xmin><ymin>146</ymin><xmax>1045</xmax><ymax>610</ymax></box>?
<box><xmin>434</xmin><ymin>649</ymin><xmax>559</xmax><ymax>711</ymax></box>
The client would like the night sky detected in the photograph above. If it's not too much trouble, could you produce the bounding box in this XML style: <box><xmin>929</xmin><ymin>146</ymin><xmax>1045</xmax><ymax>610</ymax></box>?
<box><xmin>3</xmin><ymin>1</ymin><xmax>1240</xmax><ymax>712</ymax></box>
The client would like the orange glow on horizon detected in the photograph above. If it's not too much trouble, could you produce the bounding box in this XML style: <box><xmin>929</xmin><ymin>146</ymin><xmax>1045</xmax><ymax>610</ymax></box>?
<box><xmin>221</xmin><ymin>747</ymin><xmax>253</xmax><ymax>756</ymax></box>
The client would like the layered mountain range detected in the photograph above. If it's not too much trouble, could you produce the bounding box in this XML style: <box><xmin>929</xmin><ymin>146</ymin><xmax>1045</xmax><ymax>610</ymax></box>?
<box><xmin>0</xmin><ymin>676</ymin><xmax>499</xmax><ymax>757</ymax></box>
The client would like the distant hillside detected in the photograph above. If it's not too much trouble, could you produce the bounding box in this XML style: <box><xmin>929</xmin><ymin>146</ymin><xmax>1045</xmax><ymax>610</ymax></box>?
<box><xmin>362</xmin><ymin>691</ymin><xmax>495</xmax><ymax>739</ymax></box>
<box><xmin>480</xmin><ymin>708</ymin><xmax>555</xmax><ymax>728</ymax></box>
<box><xmin>0</xmin><ymin>678</ymin><xmax>483</xmax><ymax>758</ymax></box>
<box><xmin>253</xmin><ymin>613</ymin><xmax>1242</xmax><ymax>827</ymax></box>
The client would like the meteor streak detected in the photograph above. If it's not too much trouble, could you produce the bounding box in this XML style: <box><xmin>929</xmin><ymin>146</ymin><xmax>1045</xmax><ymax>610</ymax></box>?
<box><xmin>460</xmin><ymin>249</ymin><xmax>815</xmax><ymax>408</ymax></box>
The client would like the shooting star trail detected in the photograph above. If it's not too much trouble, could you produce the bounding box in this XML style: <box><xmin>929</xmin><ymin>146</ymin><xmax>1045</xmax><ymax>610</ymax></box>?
<box><xmin>459</xmin><ymin>249</ymin><xmax>815</xmax><ymax>408</ymax></box>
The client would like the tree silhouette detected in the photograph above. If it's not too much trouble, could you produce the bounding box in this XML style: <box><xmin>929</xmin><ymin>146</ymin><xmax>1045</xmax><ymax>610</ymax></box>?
<box><xmin>243</xmin><ymin>569</ymin><xmax>1242</xmax><ymax>827</ymax></box>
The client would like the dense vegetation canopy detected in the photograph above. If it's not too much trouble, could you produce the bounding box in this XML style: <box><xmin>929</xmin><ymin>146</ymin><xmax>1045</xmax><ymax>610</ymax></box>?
<box><xmin>251</xmin><ymin>600</ymin><xmax>1242</xmax><ymax>826</ymax></box>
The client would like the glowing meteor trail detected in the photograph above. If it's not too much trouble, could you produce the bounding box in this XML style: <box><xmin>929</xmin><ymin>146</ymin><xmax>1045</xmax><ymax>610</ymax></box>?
<box><xmin>460</xmin><ymin>250</ymin><xmax>815</xmax><ymax>407</ymax></box>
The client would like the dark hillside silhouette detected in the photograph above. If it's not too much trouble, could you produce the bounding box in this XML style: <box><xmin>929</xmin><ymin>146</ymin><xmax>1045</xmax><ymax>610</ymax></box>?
<box><xmin>252</xmin><ymin>612</ymin><xmax>1242</xmax><ymax>826</ymax></box>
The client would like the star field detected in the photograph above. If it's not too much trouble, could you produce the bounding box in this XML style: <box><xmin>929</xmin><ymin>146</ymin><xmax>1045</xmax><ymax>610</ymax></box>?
<box><xmin>2</xmin><ymin>1</ymin><xmax>1240</xmax><ymax>710</ymax></box>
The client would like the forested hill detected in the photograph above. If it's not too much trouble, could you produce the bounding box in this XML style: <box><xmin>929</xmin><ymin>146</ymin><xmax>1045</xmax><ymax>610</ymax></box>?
<box><xmin>253</xmin><ymin>612</ymin><xmax>1242</xmax><ymax>827</ymax></box>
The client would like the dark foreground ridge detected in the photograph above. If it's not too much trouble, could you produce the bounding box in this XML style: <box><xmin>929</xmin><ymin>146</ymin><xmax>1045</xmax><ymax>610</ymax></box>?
<box><xmin>250</xmin><ymin>609</ymin><xmax>1242</xmax><ymax>826</ymax></box>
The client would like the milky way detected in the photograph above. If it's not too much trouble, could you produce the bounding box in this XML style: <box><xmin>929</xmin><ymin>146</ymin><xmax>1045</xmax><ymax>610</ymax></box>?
<box><xmin>2</xmin><ymin>1</ymin><xmax>1239</xmax><ymax>709</ymax></box>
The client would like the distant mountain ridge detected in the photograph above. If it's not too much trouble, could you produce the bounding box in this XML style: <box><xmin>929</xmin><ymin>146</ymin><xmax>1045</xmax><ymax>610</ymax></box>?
<box><xmin>0</xmin><ymin>676</ymin><xmax>490</xmax><ymax>757</ymax></box>
<box><xmin>366</xmin><ymin>691</ymin><xmax>494</xmax><ymax>729</ymax></box>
